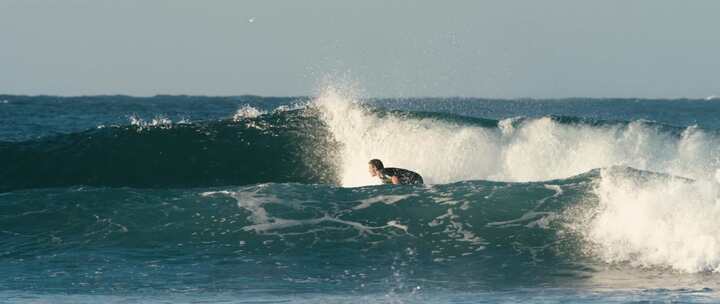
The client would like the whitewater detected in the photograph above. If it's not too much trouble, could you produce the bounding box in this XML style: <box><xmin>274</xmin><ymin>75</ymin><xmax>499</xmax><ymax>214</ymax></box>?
<box><xmin>3</xmin><ymin>89</ymin><xmax>720</xmax><ymax>303</ymax></box>
<box><xmin>315</xmin><ymin>88</ymin><xmax>720</xmax><ymax>186</ymax></box>
<box><xmin>316</xmin><ymin>87</ymin><xmax>720</xmax><ymax>274</ymax></box>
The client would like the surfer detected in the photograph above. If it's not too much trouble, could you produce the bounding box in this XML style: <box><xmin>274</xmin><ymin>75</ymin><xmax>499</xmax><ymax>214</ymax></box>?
<box><xmin>368</xmin><ymin>159</ymin><xmax>424</xmax><ymax>185</ymax></box>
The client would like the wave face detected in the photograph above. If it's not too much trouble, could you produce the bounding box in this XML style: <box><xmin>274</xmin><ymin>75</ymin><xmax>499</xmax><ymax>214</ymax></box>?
<box><xmin>0</xmin><ymin>173</ymin><xmax>590</xmax><ymax>292</ymax></box>
<box><xmin>5</xmin><ymin>167</ymin><xmax>720</xmax><ymax>295</ymax></box>
<box><xmin>0</xmin><ymin>108</ymin><xmax>339</xmax><ymax>192</ymax></box>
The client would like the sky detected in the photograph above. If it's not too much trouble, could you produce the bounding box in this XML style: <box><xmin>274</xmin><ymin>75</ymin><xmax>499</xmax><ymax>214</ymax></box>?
<box><xmin>1</xmin><ymin>0</ymin><xmax>719</xmax><ymax>98</ymax></box>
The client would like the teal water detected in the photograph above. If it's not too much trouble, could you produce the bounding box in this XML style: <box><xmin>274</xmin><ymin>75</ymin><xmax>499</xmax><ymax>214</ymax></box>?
<box><xmin>2</xmin><ymin>92</ymin><xmax>720</xmax><ymax>302</ymax></box>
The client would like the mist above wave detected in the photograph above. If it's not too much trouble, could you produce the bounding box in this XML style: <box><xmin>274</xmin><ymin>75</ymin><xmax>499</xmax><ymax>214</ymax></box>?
<box><xmin>315</xmin><ymin>87</ymin><xmax>720</xmax><ymax>187</ymax></box>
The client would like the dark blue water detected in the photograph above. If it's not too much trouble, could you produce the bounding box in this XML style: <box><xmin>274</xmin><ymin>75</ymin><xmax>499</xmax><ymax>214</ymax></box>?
<box><xmin>2</xmin><ymin>92</ymin><xmax>720</xmax><ymax>303</ymax></box>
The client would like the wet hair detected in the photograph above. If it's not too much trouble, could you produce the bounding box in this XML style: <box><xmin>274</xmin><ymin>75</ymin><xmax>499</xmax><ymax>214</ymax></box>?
<box><xmin>369</xmin><ymin>159</ymin><xmax>384</xmax><ymax>170</ymax></box>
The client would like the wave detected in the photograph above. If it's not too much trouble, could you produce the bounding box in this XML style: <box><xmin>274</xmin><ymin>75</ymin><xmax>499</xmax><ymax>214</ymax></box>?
<box><xmin>6</xmin><ymin>91</ymin><xmax>720</xmax><ymax>294</ymax></box>
<box><xmin>0</xmin><ymin>108</ymin><xmax>339</xmax><ymax>192</ymax></box>
<box><xmin>4</xmin><ymin>166</ymin><xmax>720</xmax><ymax>275</ymax></box>
<box><xmin>0</xmin><ymin>170</ymin><xmax>588</xmax><ymax>267</ymax></box>
<box><xmin>3</xmin><ymin>87</ymin><xmax>720</xmax><ymax>192</ymax></box>
<box><xmin>316</xmin><ymin>88</ymin><xmax>720</xmax><ymax>186</ymax></box>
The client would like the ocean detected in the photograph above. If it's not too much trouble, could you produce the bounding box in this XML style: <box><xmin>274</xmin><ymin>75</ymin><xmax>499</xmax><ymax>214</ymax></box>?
<box><xmin>2</xmin><ymin>89</ymin><xmax>720</xmax><ymax>303</ymax></box>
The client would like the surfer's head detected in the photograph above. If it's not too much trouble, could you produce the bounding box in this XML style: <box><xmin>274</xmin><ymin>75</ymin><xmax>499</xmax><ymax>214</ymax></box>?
<box><xmin>368</xmin><ymin>159</ymin><xmax>384</xmax><ymax>177</ymax></box>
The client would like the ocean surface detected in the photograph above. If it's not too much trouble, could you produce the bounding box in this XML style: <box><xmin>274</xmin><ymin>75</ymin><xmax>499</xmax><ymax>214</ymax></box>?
<box><xmin>3</xmin><ymin>90</ymin><xmax>720</xmax><ymax>303</ymax></box>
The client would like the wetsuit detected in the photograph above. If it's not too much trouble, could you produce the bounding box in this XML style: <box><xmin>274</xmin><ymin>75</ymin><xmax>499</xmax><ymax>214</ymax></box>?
<box><xmin>379</xmin><ymin>167</ymin><xmax>424</xmax><ymax>185</ymax></box>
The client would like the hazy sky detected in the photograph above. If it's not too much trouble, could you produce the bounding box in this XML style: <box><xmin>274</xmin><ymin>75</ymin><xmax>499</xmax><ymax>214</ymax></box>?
<box><xmin>1</xmin><ymin>0</ymin><xmax>719</xmax><ymax>98</ymax></box>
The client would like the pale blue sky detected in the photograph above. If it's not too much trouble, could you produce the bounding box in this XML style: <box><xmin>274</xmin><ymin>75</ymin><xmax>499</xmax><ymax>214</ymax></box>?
<box><xmin>1</xmin><ymin>0</ymin><xmax>719</xmax><ymax>98</ymax></box>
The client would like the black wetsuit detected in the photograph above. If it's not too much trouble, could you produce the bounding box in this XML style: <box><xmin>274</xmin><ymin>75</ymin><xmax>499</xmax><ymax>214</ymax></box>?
<box><xmin>379</xmin><ymin>168</ymin><xmax>424</xmax><ymax>185</ymax></box>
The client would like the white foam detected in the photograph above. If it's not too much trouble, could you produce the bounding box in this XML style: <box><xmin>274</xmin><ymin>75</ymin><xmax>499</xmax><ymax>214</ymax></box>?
<box><xmin>232</xmin><ymin>105</ymin><xmax>266</xmax><ymax>120</ymax></box>
<box><xmin>579</xmin><ymin>168</ymin><xmax>720</xmax><ymax>273</ymax></box>
<box><xmin>429</xmin><ymin>208</ymin><xmax>486</xmax><ymax>245</ymax></box>
<box><xmin>486</xmin><ymin>211</ymin><xmax>556</xmax><ymax>228</ymax></box>
<box><xmin>207</xmin><ymin>187</ymin><xmax>411</xmax><ymax>237</ymax></box>
<box><xmin>313</xmin><ymin>86</ymin><xmax>720</xmax><ymax>187</ymax></box>
<box><xmin>353</xmin><ymin>194</ymin><xmax>414</xmax><ymax>210</ymax></box>
<box><xmin>272</xmin><ymin>102</ymin><xmax>308</xmax><ymax>113</ymax></box>
<box><xmin>204</xmin><ymin>186</ymin><xmax>278</xmax><ymax>226</ymax></box>
<box><xmin>200</xmin><ymin>190</ymin><xmax>234</xmax><ymax>196</ymax></box>
<box><xmin>385</xmin><ymin>220</ymin><xmax>409</xmax><ymax>232</ymax></box>
<box><xmin>243</xmin><ymin>216</ymin><xmax>325</xmax><ymax>232</ymax></box>
<box><xmin>128</xmin><ymin>115</ymin><xmax>174</xmax><ymax>129</ymax></box>
<box><xmin>538</xmin><ymin>184</ymin><xmax>563</xmax><ymax>207</ymax></box>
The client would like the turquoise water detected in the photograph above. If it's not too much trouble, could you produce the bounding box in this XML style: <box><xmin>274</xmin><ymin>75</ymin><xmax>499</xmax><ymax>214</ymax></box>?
<box><xmin>2</xmin><ymin>91</ymin><xmax>720</xmax><ymax>302</ymax></box>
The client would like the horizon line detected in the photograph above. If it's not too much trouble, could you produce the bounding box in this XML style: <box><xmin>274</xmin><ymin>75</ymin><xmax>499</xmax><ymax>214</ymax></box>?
<box><xmin>1</xmin><ymin>93</ymin><xmax>718</xmax><ymax>101</ymax></box>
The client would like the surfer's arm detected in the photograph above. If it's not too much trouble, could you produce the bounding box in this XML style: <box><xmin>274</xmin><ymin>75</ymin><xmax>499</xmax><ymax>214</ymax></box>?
<box><xmin>391</xmin><ymin>176</ymin><xmax>400</xmax><ymax>185</ymax></box>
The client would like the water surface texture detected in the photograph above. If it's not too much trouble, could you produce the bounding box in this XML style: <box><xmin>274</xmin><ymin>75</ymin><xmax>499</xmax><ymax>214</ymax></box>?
<box><xmin>3</xmin><ymin>90</ymin><xmax>720</xmax><ymax>303</ymax></box>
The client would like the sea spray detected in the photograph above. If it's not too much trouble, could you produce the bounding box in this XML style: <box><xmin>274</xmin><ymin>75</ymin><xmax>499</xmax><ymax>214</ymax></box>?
<box><xmin>314</xmin><ymin>87</ymin><xmax>720</xmax><ymax>186</ymax></box>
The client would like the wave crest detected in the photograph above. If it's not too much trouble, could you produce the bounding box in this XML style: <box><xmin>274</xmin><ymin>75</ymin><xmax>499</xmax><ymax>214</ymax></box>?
<box><xmin>314</xmin><ymin>87</ymin><xmax>720</xmax><ymax>186</ymax></box>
